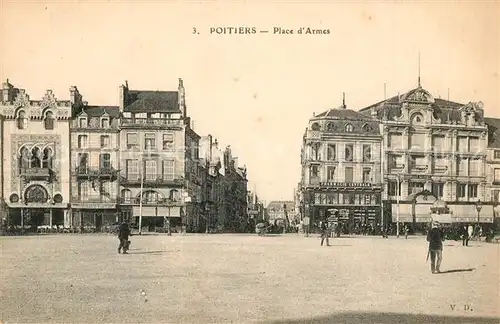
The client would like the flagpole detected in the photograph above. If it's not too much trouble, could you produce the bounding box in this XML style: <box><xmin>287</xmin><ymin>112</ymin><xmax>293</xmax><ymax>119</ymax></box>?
<box><xmin>138</xmin><ymin>156</ymin><xmax>144</xmax><ymax>235</ymax></box>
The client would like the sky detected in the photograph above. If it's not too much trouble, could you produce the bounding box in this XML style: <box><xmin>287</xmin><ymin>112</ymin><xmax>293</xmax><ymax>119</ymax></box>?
<box><xmin>1</xmin><ymin>1</ymin><xmax>499</xmax><ymax>203</ymax></box>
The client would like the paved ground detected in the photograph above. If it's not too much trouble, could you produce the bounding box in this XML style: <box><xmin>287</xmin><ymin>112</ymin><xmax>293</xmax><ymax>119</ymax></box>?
<box><xmin>0</xmin><ymin>233</ymin><xmax>499</xmax><ymax>324</ymax></box>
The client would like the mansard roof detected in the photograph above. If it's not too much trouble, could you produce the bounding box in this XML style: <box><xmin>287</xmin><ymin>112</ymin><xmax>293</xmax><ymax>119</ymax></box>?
<box><xmin>358</xmin><ymin>86</ymin><xmax>482</xmax><ymax>124</ymax></box>
<box><xmin>83</xmin><ymin>106</ymin><xmax>120</xmax><ymax>118</ymax></box>
<box><xmin>315</xmin><ymin>106</ymin><xmax>374</xmax><ymax>120</ymax></box>
<box><xmin>124</xmin><ymin>90</ymin><xmax>180</xmax><ymax>113</ymax></box>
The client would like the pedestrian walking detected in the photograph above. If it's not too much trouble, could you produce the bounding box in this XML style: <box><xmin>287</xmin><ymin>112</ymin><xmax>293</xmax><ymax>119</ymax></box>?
<box><xmin>118</xmin><ymin>222</ymin><xmax>131</xmax><ymax>254</ymax></box>
<box><xmin>404</xmin><ymin>225</ymin><xmax>409</xmax><ymax>239</ymax></box>
<box><xmin>426</xmin><ymin>221</ymin><xmax>445</xmax><ymax>274</ymax></box>
<box><xmin>320</xmin><ymin>221</ymin><xmax>330</xmax><ymax>246</ymax></box>
<box><xmin>462</xmin><ymin>225</ymin><xmax>469</xmax><ymax>246</ymax></box>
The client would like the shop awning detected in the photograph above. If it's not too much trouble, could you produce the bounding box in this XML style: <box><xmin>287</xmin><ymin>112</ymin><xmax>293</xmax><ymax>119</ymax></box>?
<box><xmin>448</xmin><ymin>204</ymin><xmax>494</xmax><ymax>223</ymax></box>
<box><xmin>391</xmin><ymin>204</ymin><xmax>432</xmax><ymax>223</ymax></box>
<box><xmin>132</xmin><ymin>206</ymin><xmax>181</xmax><ymax>217</ymax></box>
<box><xmin>431</xmin><ymin>214</ymin><xmax>453</xmax><ymax>223</ymax></box>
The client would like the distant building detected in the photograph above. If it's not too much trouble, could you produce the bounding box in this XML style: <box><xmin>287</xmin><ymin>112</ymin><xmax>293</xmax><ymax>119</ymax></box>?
<box><xmin>266</xmin><ymin>200</ymin><xmax>294</xmax><ymax>224</ymax></box>
<box><xmin>484</xmin><ymin>117</ymin><xmax>500</xmax><ymax>227</ymax></box>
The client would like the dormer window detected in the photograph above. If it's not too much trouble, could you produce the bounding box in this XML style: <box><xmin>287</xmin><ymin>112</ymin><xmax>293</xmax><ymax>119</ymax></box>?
<box><xmin>79</xmin><ymin>117</ymin><xmax>87</xmax><ymax>128</ymax></box>
<box><xmin>101</xmin><ymin>118</ymin><xmax>110</xmax><ymax>128</ymax></box>
<box><xmin>345</xmin><ymin>123</ymin><xmax>354</xmax><ymax>132</ymax></box>
<box><xmin>362</xmin><ymin>123</ymin><xmax>372</xmax><ymax>132</ymax></box>
<box><xmin>326</xmin><ymin>122</ymin><xmax>336</xmax><ymax>132</ymax></box>
<box><xmin>411</xmin><ymin>113</ymin><xmax>424</xmax><ymax>125</ymax></box>
<box><xmin>17</xmin><ymin>110</ymin><xmax>27</xmax><ymax>130</ymax></box>
<box><xmin>311</xmin><ymin>123</ymin><xmax>320</xmax><ymax>131</ymax></box>
<box><xmin>44</xmin><ymin>111</ymin><xmax>55</xmax><ymax>130</ymax></box>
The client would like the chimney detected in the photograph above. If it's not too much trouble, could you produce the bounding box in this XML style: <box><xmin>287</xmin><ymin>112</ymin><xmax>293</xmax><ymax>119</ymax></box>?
<box><xmin>178</xmin><ymin>78</ymin><xmax>186</xmax><ymax>117</ymax></box>
<box><xmin>214</xmin><ymin>138</ymin><xmax>218</xmax><ymax>148</ymax></box>
<box><xmin>371</xmin><ymin>107</ymin><xmax>377</xmax><ymax>118</ymax></box>
<box><xmin>2</xmin><ymin>79</ymin><xmax>12</xmax><ymax>102</ymax></box>
<box><xmin>118</xmin><ymin>81</ymin><xmax>128</xmax><ymax>113</ymax></box>
<box><xmin>69</xmin><ymin>86</ymin><xmax>79</xmax><ymax>104</ymax></box>
<box><xmin>341</xmin><ymin>92</ymin><xmax>346</xmax><ymax>109</ymax></box>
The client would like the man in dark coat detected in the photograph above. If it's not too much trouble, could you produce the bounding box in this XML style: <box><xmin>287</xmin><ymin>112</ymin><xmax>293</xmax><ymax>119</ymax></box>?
<box><xmin>118</xmin><ymin>222</ymin><xmax>131</xmax><ymax>254</ymax></box>
<box><xmin>462</xmin><ymin>224</ymin><xmax>470</xmax><ymax>246</ymax></box>
<box><xmin>426</xmin><ymin>221</ymin><xmax>445</xmax><ymax>274</ymax></box>
<box><xmin>320</xmin><ymin>221</ymin><xmax>330</xmax><ymax>246</ymax></box>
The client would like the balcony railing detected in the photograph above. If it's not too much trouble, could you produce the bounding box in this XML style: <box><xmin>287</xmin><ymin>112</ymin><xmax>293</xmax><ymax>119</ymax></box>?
<box><xmin>75</xmin><ymin>167</ymin><xmax>119</xmax><ymax>180</ymax></box>
<box><xmin>20</xmin><ymin>167</ymin><xmax>54</xmax><ymax>180</ymax></box>
<box><xmin>119</xmin><ymin>197</ymin><xmax>181</xmax><ymax>205</ymax></box>
<box><xmin>119</xmin><ymin>176</ymin><xmax>184</xmax><ymax>186</ymax></box>
<box><xmin>71</xmin><ymin>197</ymin><xmax>117</xmax><ymax>203</ymax></box>
<box><xmin>121</xmin><ymin>118</ymin><xmax>183</xmax><ymax>128</ymax></box>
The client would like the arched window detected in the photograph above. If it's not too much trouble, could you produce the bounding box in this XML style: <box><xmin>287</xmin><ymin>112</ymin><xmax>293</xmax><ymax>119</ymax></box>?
<box><xmin>345</xmin><ymin>123</ymin><xmax>354</xmax><ymax>132</ymax></box>
<box><xmin>44</xmin><ymin>111</ymin><xmax>55</xmax><ymax>130</ymax></box>
<box><xmin>311</xmin><ymin>123</ymin><xmax>320</xmax><ymax>131</ymax></box>
<box><xmin>42</xmin><ymin>147</ymin><xmax>53</xmax><ymax>168</ymax></box>
<box><xmin>326</xmin><ymin>122</ymin><xmax>336</xmax><ymax>132</ymax></box>
<box><xmin>121</xmin><ymin>189</ymin><xmax>132</xmax><ymax>203</ymax></box>
<box><xmin>169</xmin><ymin>189</ymin><xmax>180</xmax><ymax>201</ymax></box>
<box><xmin>31</xmin><ymin>147</ymin><xmax>42</xmax><ymax>168</ymax></box>
<box><xmin>141</xmin><ymin>190</ymin><xmax>160</xmax><ymax>204</ymax></box>
<box><xmin>17</xmin><ymin>110</ymin><xmax>27</xmax><ymax>130</ymax></box>
<box><xmin>411</xmin><ymin>113</ymin><xmax>424</xmax><ymax>125</ymax></box>
<box><xmin>362</xmin><ymin>123</ymin><xmax>372</xmax><ymax>132</ymax></box>
<box><xmin>25</xmin><ymin>184</ymin><xmax>49</xmax><ymax>203</ymax></box>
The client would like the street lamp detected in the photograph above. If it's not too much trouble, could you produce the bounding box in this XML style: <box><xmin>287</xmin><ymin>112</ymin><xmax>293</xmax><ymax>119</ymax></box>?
<box><xmin>396</xmin><ymin>165</ymin><xmax>405</xmax><ymax>238</ymax></box>
<box><xmin>475</xmin><ymin>199</ymin><xmax>482</xmax><ymax>226</ymax></box>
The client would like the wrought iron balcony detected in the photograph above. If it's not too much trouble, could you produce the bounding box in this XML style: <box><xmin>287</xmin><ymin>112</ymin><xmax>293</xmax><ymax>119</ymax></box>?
<box><xmin>71</xmin><ymin>197</ymin><xmax>117</xmax><ymax>203</ymax></box>
<box><xmin>118</xmin><ymin>197</ymin><xmax>181</xmax><ymax>205</ymax></box>
<box><xmin>119</xmin><ymin>176</ymin><xmax>184</xmax><ymax>187</ymax></box>
<box><xmin>121</xmin><ymin>118</ymin><xmax>183</xmax><ymax>129</ymax></box>
<box><xmin>20</xmin><ymin>167</ymin><xmax>54</xmax><ymax>181</ymax></box>
<box><xmin>75</xmin><ymin>166</ymin><xmax>119</xmax><ymax>180</ymax></box>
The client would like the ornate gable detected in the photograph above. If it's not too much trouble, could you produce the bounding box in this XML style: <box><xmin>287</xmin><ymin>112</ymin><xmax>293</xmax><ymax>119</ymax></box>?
<box><xmin>402</xmin><ymin>87</ymin><xmax>435</xmax><ymax>104</ymax></box>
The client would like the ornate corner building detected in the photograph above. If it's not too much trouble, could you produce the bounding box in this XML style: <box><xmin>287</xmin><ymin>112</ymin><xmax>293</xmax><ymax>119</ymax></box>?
<box><xmin>358</xmin><ymin>84</ymin><xmax>495</xmax><ymax>228</ymax></box>
<box><xmin>0</xmin><ymin>80</ymin><xmax>73</xmax><ymax>229</ymax></box>
<box><xmin>299</xmin><ymin>97</ymin><xmax>383</xmax><ymax>231</ymax></box>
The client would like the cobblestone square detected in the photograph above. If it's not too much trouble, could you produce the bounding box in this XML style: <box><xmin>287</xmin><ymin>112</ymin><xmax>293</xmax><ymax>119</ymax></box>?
<box><xmin>1</xmin><ymin>234</ymin><xmax>499</xmax><ymax>323</ymax></box>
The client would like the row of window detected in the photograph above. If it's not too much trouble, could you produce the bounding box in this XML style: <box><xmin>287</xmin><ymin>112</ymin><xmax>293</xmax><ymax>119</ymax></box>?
<box><xmin>77</xmin><ymin>117</ymin><xmax>111</xmax><ymax>129</ymax></box>
<box><xmin>388</xmin><ymin>133</ymin><xmax>482</xmax><ymax>152</ymax></box>
<box><xmin>77</xmin><ymin>153</ymin><xmax>112</xmax><ymax>169</ymax></box>
<box><xmin>309</xmin><ymin>143</ymin><xmax>372</xmax><ymax>162</ymax></box>
<box><xmin>126</xmin><ymin>133</ymin><xmax>174</xmax><ymax>150</ymax></box>
<box><xmin>387</xmin><ymin>182</ymin><xmax>478</xmax><ymax>199</ymax></box>
<box><xmin>389</xmin><ymin>155</ymin><xmax>483</xmax><ymax>175</ymax></box>
<box><xmin>310</xmin><ymin>165</ymin><xmax>372</xmax><ymax>182</ymax></box>
<box><xmin>313</xmin><ymin>193</ymin><xmax>380</xmax><ymax>205</ymax></box>
<box><xmin>125</xmin><ymin>159</ymin><xmax>175</xmax><ymax>181</ymax></box>
<box><xmin>77</xmin><ymin>135</ymin><xmax>112</xmax><ymax>148</ymax></box>
<box><xmin>311</xmin><ymin>122</ymin><xmax>372</xmax><ymax>133</ymax></box>
<box><xmin>16</xmin><ymin>112</ymin><xmax>113</xmax><ymax>130</ymax></box>
<box><xmin>17</xmin><ymin>111</ymin><xmax>55</xmax><ymax>130</ymax></box>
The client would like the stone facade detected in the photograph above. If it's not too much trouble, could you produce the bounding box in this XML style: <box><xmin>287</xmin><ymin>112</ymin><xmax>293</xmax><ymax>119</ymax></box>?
<box><xmin>0</xmin><ymin>80</ymin><xmax>73</xmax><ymax>229</ymax></box>
<box><xmin>0</xmin><ymin>79</ymin><xmax>249</xmax><ymax>233</ymax></box>
<box><xmin>359</xmin><ymin>85</ymin><xmax>494</xmax><ymax>226</ymax></box>
<box><xmin>299</xmin><ymin>97</ymin><xmax>383</xmax><ymax>231</ymax></box>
